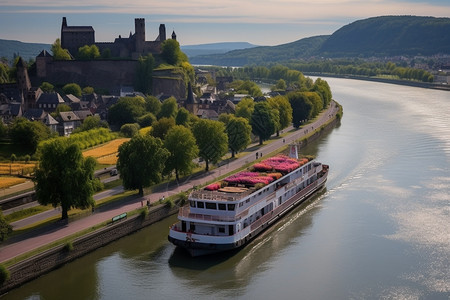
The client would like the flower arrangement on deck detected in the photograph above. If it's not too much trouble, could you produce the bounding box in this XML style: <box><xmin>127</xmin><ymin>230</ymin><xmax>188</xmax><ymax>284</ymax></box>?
<box><xmin>253</xmin><ymin>155</ymin><xmax>308</xmax><ymax>173</ymax></box>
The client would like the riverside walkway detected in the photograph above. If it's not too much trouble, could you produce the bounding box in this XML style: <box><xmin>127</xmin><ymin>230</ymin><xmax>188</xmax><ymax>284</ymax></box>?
<box><xmin>0</xmin><ymin>101</ymin><xmax>339</xmax><ymax>263</ymax></box>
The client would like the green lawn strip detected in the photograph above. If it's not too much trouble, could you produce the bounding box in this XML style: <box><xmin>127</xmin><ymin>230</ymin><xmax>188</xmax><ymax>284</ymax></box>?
<box><xmin>0</xmin><ymin>187</ymin><xmax>34</xmax><ymax>201</ymax></box>
<box><xmin>5</xmin><ymin>206</ymin><xmax>51</xmax><ymax>223</ymax></box>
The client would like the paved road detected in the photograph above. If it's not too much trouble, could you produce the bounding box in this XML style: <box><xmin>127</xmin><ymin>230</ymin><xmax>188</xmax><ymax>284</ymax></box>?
<box><xmin>0</xmin><ymin>101</ymin><xmax>338</xmax><ymax>263</ymax></box>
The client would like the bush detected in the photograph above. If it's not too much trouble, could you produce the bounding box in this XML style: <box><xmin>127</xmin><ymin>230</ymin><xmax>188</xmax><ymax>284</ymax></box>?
<box><xmin>165</xmin><ymin>199</ymin><xmax>175</xmax><ymax>209</ymax></box>
<box><xmin>63</xmin><ymin>241</ymin><xmax>74</xmax><ymax>252</ymax></box>
<box><xmin>0</xmin><ymin>264</ymin><xmax>10</xmax><ymax>285</ymax></box>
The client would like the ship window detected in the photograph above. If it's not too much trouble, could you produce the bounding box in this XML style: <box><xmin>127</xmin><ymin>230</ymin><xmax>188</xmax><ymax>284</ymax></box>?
<box><xmin>246</xmin><ymin>199</ymin><xmax>250</xmax><ymax>203</ymax></box>
<box><xmin>227</xmin><ymin>204</ymin><xmax>235</xmax><ymax>211</ymax></box>
<box><xmin>218</xmin><ymin>203</ymin><xmax>226</xmax><ymax>210</ymax></box>
<box><xmin>197</xmin><ymin>201</ymin><xmax>204</xmax><ymax>208</ymax></box>
<box><xmin>218</xmin><ymin>227</ymin><xmax>225</xmax><ymax>233</ymax></box>
<box><xmin>205</xmin><ymin>202</ymin><xmax>216</xmax><ymax>210</ymax></box>
<box><xmin>189</xmin><ymin>200</ymin><xmax>196</xmax><ymax>208</ymax></box>
<box><xmin>239</xmin><ymin>202</ymin><xmax>243</xmax><ymax>207</ymax></box>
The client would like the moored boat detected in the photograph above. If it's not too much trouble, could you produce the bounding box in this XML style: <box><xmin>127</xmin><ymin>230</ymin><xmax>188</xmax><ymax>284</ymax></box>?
<box><xmin>168</xmin><ymin>145</ymin><xmax>329</xmax><ymax>257</ymax></box>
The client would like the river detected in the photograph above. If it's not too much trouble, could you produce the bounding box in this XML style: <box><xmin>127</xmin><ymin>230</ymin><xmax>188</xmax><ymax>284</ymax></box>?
<box><xmin>4</xmin><ymin>78</ymin><xmax>449</xmax><ymax>299</ymax></box>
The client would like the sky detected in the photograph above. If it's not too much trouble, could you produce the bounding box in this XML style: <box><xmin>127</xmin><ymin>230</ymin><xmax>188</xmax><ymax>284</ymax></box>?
<box><xmin>1</xmin><ymin>0</ymin><xmax>450</xmax><ymax>46</ymax></box>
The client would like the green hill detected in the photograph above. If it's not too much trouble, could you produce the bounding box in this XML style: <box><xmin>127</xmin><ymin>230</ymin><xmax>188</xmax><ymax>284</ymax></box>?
<box><xmin>190</xmin><ymin>16</ymin><xmax>450</xmax><ymax>66</ymax></box>
<box><xmin>319</xmin><ymin>16</ymin><xmax>450</xmax><ymax>57</ymax></box>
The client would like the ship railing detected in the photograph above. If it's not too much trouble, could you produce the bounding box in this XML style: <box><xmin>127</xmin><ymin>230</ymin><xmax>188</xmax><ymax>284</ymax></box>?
<box><xmin>178</xmin><ymin>206</ymin><xmax>241</xmax><ymax>222</ymax></box>
<box><xmin>189</xmin><ymin>189</ymin><xmax>253</xmax><ymax>202</ymax></box>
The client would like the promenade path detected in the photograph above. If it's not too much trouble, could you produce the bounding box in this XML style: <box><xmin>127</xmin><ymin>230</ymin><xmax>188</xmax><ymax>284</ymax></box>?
<box><xmin>0</xmin><ymin>101</ymin><xmax>339</xmax><ymax>263</ymax></box>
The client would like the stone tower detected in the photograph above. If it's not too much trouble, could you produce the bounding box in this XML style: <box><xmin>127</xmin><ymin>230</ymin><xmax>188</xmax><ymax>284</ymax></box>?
<box><xmin>172</xmin><ymin>30</ymin><xmax>177</xmax><ymax>41</ymax></box>
<box><xmin>158</xmin><ymin>24</ymin><xmax>166</xmax><ymax>42</ymax></box>
<box><xmin>135</xmin><ymin>18</ymin><xmax>146</xmax><ymax>54</ymax></box>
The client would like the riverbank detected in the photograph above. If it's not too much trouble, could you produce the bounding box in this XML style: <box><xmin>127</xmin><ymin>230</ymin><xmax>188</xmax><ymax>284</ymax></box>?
<box><xmin>0</xmin><ymin>102</ymin><xmax>341</xmax><ymax>295</ymax></box>
<box><xmin>303</xmin><ymin>73</ymin><xmax>450</xmax><ymax>91</ymax></box>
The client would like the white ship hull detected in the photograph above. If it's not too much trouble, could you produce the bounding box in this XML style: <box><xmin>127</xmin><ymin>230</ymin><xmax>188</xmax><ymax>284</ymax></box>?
<box><xmin>168</xmin><ymin>158</ymin><xmax>329</xmax><ymax>257</ymax></box>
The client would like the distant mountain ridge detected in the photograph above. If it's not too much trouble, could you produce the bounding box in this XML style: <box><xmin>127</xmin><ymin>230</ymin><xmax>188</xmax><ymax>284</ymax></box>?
<box><xmin>0</xmin><ymin>39</ymin><xmax>51</xmax><ymax>61</ymax></box>
<box><xmin>191</xmin><ymin>15</ymin><xmax>450</xmax><ymax>66</ymax></box>
<box><xmin>181</xmin><ymin>42</ymin><xmax>258</xmax><ymax>57</ymax></box>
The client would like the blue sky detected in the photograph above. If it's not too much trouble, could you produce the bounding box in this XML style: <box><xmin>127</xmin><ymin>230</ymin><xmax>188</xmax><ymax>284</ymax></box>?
<box><xmin>1</xmin><ymin>0</ymin><xmax>449</xmax><ymax>46</ymax></box>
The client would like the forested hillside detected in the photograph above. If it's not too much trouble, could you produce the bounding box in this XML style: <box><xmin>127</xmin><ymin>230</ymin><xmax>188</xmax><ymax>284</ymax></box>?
<box><xmin>319</xmin><ymin>16</ymin><xmax>450</xmax><ymax>57</ymax></box>
<box><xmin>190</xmin><ymin>16</ymin><xmax>450</xmax><ymax>66</ymax></box>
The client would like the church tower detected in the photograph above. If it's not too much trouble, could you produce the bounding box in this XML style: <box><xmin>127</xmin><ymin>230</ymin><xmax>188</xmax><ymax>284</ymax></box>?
<box><xmin>172</xmin><ymin>30</ymin><xmax>177</xmax><ymax>41</ymax></box>
<box><xmin>16</xmin><ymin>57</ymin><xmax>31</xmax><ymax>107</ymax></box>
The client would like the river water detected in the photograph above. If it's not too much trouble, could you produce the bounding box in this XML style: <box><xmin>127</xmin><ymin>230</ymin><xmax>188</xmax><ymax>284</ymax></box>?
<box><xmin>4</xmin><ymin>78</ymin><xmax>449</xmax><ymax>300</ymax></box>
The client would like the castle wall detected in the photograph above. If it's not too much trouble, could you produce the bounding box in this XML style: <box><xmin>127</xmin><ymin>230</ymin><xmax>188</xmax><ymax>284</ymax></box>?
<box><xmin>38</xmin><ymin>60</ymin><xmax>137</xmax><ymax>93</ymax></box>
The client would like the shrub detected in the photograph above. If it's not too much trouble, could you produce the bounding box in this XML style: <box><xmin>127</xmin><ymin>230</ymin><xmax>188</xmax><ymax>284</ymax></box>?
<box><xmin>0</xmin><ymin>264</ymin><xmax>9</xmax><ymax>286</ymax></box>
<box><xmin>63</xmin><ymin>241</ymin><xmax>74</xmax><ymax>252</ymax></box>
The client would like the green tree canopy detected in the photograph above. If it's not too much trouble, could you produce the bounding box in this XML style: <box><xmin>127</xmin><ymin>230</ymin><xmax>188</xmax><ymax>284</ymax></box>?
<box><xmin>108</xmin><ymin>96</ymin><xmax>146</xmax><ymax>129</ymax></box>
<box><xmin>175</xmin><ymin>107</ymin><xmax>190</xmax><ymax>126</ymax></box>
<box><xmin>287</xmin><ymin>92</ymin><xmax>313</xmax><ymax>128</ymax></box>
<box><xmin>120</xmin><ymin>123</ymin><xmax>140</xmax><ymax>138</ymax></box>
<box><xmin>235</xmin><ymin>97</ymin><xmax>255</xmax><ymax>120</ymax></box>
<box><xmin>223</xmin><ymin>115</ymin><xmax>252</xmax><ymax>157</ymax></box>
<box><xmin>145</xmin><ymin>96</ymin><xmax>161</xmax><ymax>116</ymax></box>
<box><xmin>158</xmin><ymin>97</ymin><xmax>178</xmax><ymax>119</ymax></box>
<box><xmin>135</xmin><ymin>54</ymin><xmax>155</xmax><ymax>94</ymax></box>
<box><xmin>192</xmin><ymin>119</ymin><xmax>228</xmax><ymax>171</ymax></box>
<box><xmin>312</xmin><ymin>78</ymin><xmax>332</xmax><ymax>108</ymax></box>
<box><xmin>137</xmin><ymin>112</ymin><xmax>156</xmax><ymax>128</ymax></box>
<box><xmin>117</xmin><ymin>135</ymin><xmax>169</xmax><ymax>196</ymax></box>
<box><xmin>51</xmin><ymin>38</ymin><xmax>72</xmax><ymax>60</ymax></box>
<box><xmin>9</xmin><ymin>117</ymin><xmax>51</xmax><ymax>153</ymax></box>
<box><xmin>34</xmin><ymin>139</ymin><xmax>97</xmax><ymax>219</ymax></box>
<box><xmin>250</xmin><ymin>101</ymin><xmax>277</xmax><ymax>145</ymax></box>
<box><xmin>77</xmin><ymin>45</ymin><xmax>100</xmax><ymax>60</ymax></box>
<box><xmin>161</xmin><ymin>39</ymin><xmax>183</xmax><ymax>65</ymax></box>
<box><xmin>268</xmin><ymin>95</ymin><xmax>293</xmax><ymax>135</ymax></box>
<box><xmin>83</xmin><ymin>86</ymin><xmax>94</xmax><ymax>95</ymax></box>
<box><xmin>272</xmin><ymin>79</ymin><xmax>287</xmax><ymax>91</ymax></box>
<box><xmin>74</xmin><ymin>115</ymin><xmax>108</xmax><ymax>133</ymax></box>
<box><xmin>62</xmin><ymin>83</ymin><xmax>82</xmax><ymax>97</ymax></box>
<box><xmin>0</xmin><ymin>210</ymin><xmax>12</xmax><ymax>242</ymax></box>
<box><xmin>40</xmin><ymin>81</ymin><xmax>54</xmax><ymax>93</ymax></box>
<box><xmin>150</xmin><ymin>117</ymin><xmax>175</xmax><ymax>140</ymax></box>
<box><xmin>164</xmin><ymin>125</ymin><xmax>199</xmax><ymax>181</ymax></box>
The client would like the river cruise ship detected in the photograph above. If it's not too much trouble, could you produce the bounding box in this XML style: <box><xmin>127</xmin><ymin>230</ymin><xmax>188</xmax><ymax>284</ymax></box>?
<box><xmin>168</xmin><ymin>146</ymin><xmax>329</xmax><ymax>256</ymax></box>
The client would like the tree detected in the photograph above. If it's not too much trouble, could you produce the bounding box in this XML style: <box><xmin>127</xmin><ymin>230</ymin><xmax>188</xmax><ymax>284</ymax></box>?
<box><xmin>34</xmin><ymin>139</ymin><xmax>97</xmax><ymax>219</ymax></box>
<box><xmin>224</xmin><ymin>116</ymin><xmax>251</xmax><ymax>157</ymax></box>
<box><xmin>250</xmin><ymin>101</ymin><xmax>277</xmax><ymax>145</ymax></box>
<box><xmin>137</xmin><ymin>113</ymin><xmax>156</xmax><ymax>128</ymax></box>
<box><xmin>161</xmin><ymin>39</ymin><xmax>182</xmax><ymax>65</ymax></box>
<box><xmin>312</xmin><ymin>78</ymin><xmax>332</xmax><ymax>108</ymax></box>
<box><xmin>158</xmin><ymin>97</ymin><xmax>178</xmax><ymax>119</ymax></box>
<box><xmin>9</xmin><ymin>117</ymin><xmax>51</xmax><ymax>153</ymax></box>
<box><xmin>272</xmin><ymin>79</ymin><xmax>287</xmax><ymax>91</ymax></box>
<box><xmin>145</xmin><ymin>96</ymin><xmax>161</xmax><ymax>116</ymax></box>
<box><xmin>235</xmin><ymin>97</ymin><xmax>255</xmax><ymax>120</ymax></box>
<box><xmin>135</xmin><ymin>54</ymin><xmax>155</xmax><ymax>94</ymax></box>
<box><xmin>0</xmin><ymin>121</ymin><xmax>7</xmax><ymax>139</ymax></box>
<box><xmin>108</xmin><ymin>96</ymin><xmax>146</xmax><ymax>129</ymax></box>
<box><xmin>62</xmin><ymin>83</ymin><xmax>82</xmax><ymax>97</ymax></box>
<box><xmin>268</xmin><ymin>95</ymin><xmax>292</xmax><ymax>135</ymax></box>
<box><xmin>51</xmin><ymin>103</ymin><xmax>72</xmax><ymax>118</ymax></box>
<box><xmin>51</xmin><ymin>38</ymin><xmax>71</xmax><ymax>60</ymax></box>
<box><xmin>117</xmin><ymin>135</ymin><xmax>169</xmax><ymax>196</ymax></box>
<box><xmin>288</xmin><ymin>92</ymin><xmax>313</xmax><ymax>128</ymax></box>
<box><xmin>77</xmin><ymin>45</ymin><xmax>100</xmax><ymax>60</ymax></box>
<box><xmin>83</xmin><ymin>86</ymin><xmax>94</xmax><ymax>95</ymax></box>
<box><xmin>0</xmin><ymin>210</ymin><xmax>12</xmax><ymax>242</ymax></box>
<box><xmin>164</xmin><ymin>125</ymin><xmax>199</xmax><ymax>181</ymax></box>
<box><xmin>74</xmin><ymin>115</ymin><xmax>108</xmax><ymax>133</ymax></box>
<box><xmin>192</xmin><ymin>119</ymin><xmax>228</xmax><ymax>171</ymax></box>
<box><xmin>120</xmin><ymin>123</ymin><xmax>140</xmax><ymax>137</ymax></box>
<box><xmin>175</xmin><ymin>107</ymin><xmax>190</xmax><ymax>126</ymax></box>
<box><xmin>40</xmin><ymin>82</ymin><xmax>54</xmax><ymax>92</ymax></box>
<box><xmin>150</xmin><ymin>117</ymin><xmax>175</xmax><ymax>140</ymax></box>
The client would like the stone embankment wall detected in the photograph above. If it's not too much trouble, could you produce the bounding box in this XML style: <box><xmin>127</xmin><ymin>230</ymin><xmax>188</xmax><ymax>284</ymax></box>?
<box><xmin>0</xmin><ymin>204</ymin><xmax>179</xmax><ymax>295</ymax></box>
